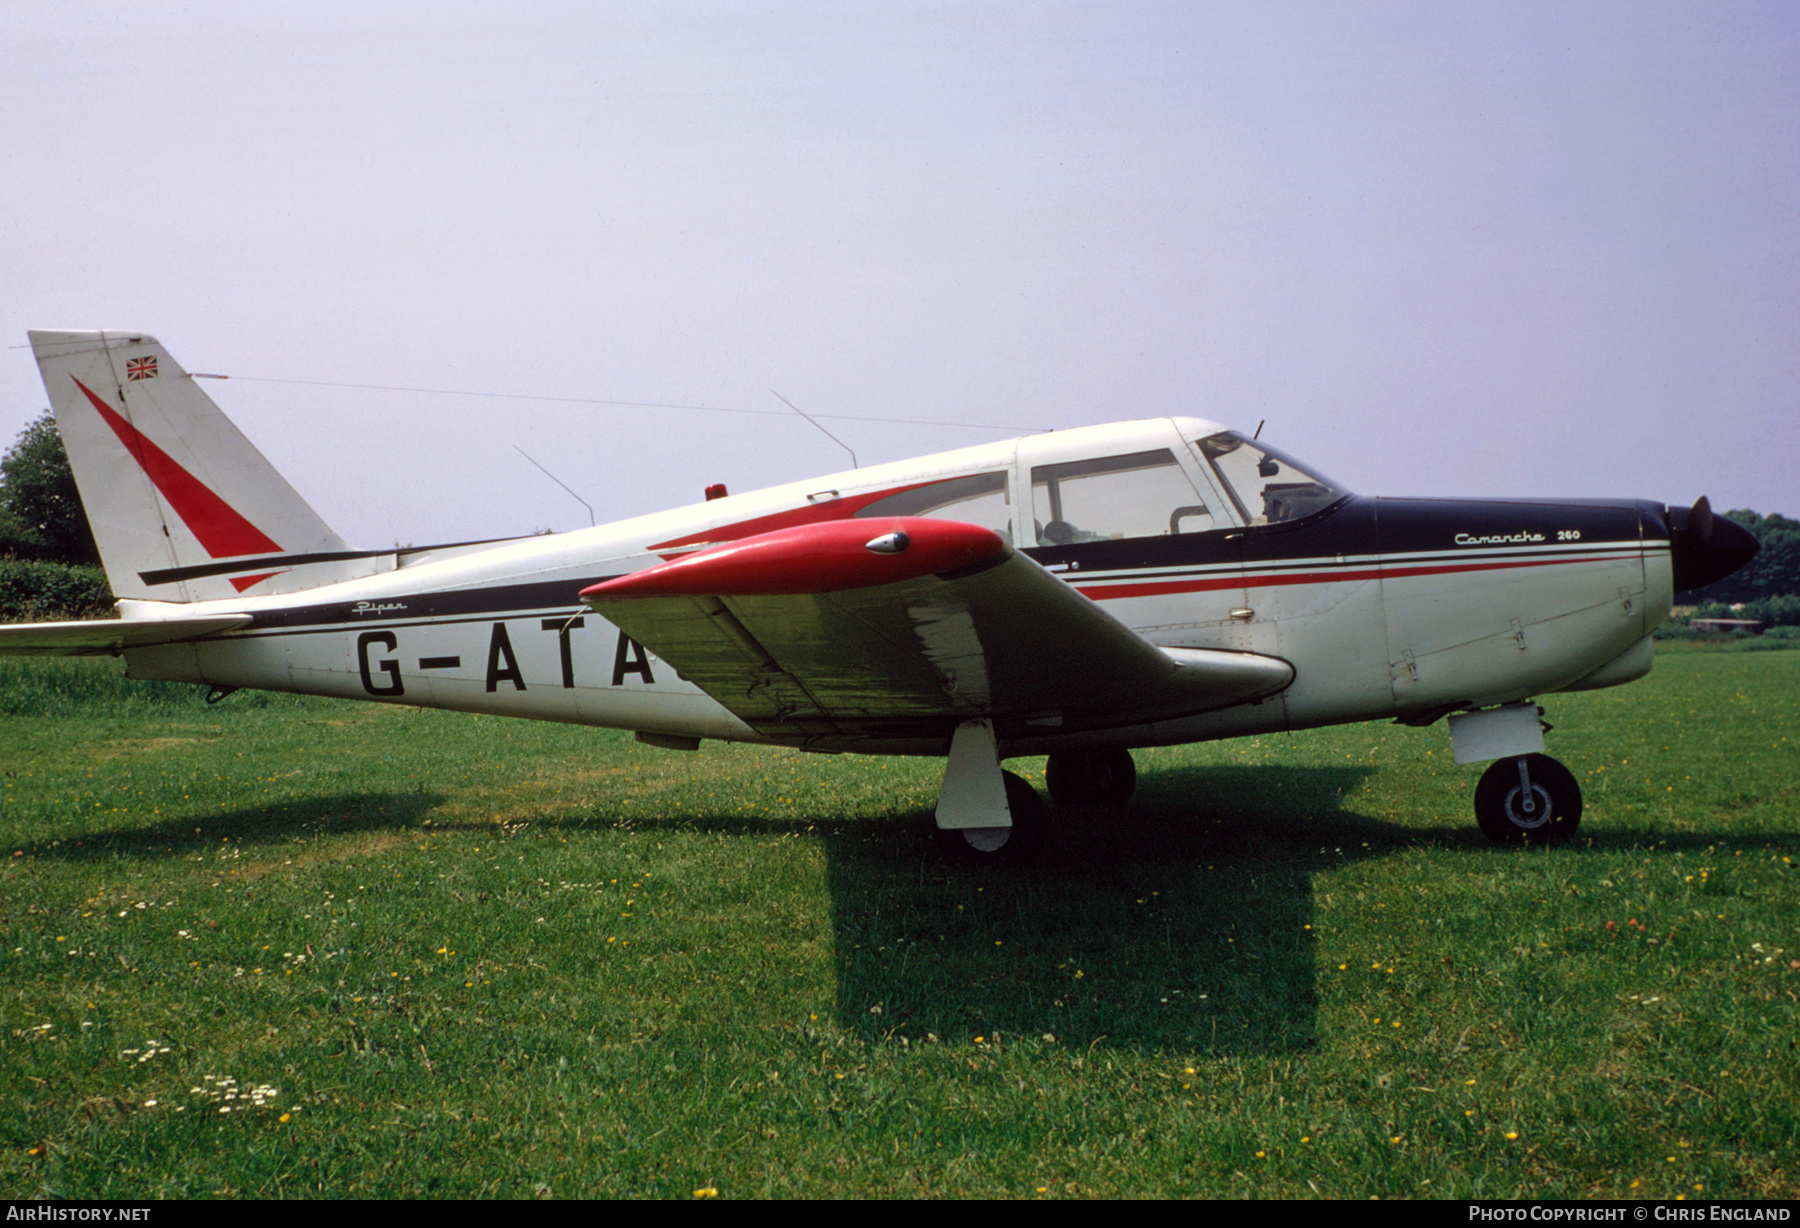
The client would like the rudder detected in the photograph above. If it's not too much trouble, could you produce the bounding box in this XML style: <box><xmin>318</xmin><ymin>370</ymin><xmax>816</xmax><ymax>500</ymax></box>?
<box><xmin>30</xmin><ymin>330</ymin><xmax>368</xmax><ymax>602</ymax></box>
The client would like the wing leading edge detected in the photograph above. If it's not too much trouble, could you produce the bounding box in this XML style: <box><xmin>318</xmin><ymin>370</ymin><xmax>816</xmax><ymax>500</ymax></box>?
<box><xmin>581</xmin><ymin>517</ymin><xmax>1293</xmax><ymax>746</ymax></box>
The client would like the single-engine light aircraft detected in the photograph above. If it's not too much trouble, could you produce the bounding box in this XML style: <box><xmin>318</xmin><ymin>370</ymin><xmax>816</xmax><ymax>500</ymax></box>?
<box><xmin>3</xmin><ymin>331</ymin><xmax>1758</xmax><ymax>861</ymax></box>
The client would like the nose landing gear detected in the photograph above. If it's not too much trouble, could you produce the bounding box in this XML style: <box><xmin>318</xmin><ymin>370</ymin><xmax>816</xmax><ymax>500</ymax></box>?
<box><xmin>1474</xmin><ymin>753</ymin><xmax>1582</xmax><ymax>845</ymax></box>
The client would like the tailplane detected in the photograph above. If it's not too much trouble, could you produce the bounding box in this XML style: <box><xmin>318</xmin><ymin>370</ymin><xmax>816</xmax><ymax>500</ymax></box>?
<box><xmin>30</xmin><ymin>330</ymin><xmax>370</xmax><ymax>602</ymax></box>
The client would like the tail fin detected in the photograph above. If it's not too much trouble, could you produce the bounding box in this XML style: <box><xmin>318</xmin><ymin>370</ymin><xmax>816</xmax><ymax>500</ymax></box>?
<box><xmin>30</xmin><ymin>330</ymin><xmax>370</xmax><ymax>602</ymax></box>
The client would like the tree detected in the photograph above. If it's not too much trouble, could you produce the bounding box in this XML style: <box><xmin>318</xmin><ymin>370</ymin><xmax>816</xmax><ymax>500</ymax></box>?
<box><xmin>0</xmin><ymin>410</ymin><xmax>100</xmax><ymax>565</ymax></box>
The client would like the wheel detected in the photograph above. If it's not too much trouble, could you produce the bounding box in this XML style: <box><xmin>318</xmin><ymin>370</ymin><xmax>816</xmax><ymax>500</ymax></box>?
<box><xmin>1044</xmin><ymin>748</ymin><xmax>1137</xmax><ymax>808</ymax></box>
<box><xmin>935</xmin><ymin>770</ymin><xmax>1049</xmax><ymax>865</ymax></box>
<box><xmin>1474</xmin><ymin>754</ymin><xmax>1582</xmax><ymax>845</ymax></box>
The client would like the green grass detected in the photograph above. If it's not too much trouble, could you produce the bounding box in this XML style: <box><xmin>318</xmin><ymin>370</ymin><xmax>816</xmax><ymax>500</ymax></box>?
<box><xmin>1</xmin><ymin>647</ymin><xmax>1795</xmax><ymax>1198</ymax></box>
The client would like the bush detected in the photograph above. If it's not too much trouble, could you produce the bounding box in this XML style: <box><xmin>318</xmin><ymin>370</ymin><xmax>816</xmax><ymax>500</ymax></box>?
<box><xmin>0</xmin><ymin>559</ymin><xmax>114</xmax><ymax>620</ymax></box>
<box><xmin>1653</xmin><ymin>617</ymin><xmax>1705</xmax><ymax>641</ymax></box>
<box><xmin>1739</xmin><ymin>593</ymin><xmax>1800</xmax><ymax>628</ymax></box>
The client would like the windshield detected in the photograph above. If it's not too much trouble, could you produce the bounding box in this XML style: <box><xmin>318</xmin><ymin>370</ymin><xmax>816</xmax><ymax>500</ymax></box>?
<box><xmin>1192</xmin><ymin>433</ymin><xmax>1348</xmax><ymax>527</ymax></box>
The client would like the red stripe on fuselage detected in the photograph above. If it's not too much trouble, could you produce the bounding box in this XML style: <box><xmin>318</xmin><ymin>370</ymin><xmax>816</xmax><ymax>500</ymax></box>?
<box><xmin>1075</xmin><ymin>553</ymin><xmax>1619</xmax><ymax>601</ymax></box>
<box><xmin>72</xmin><ymin>376</ymin><xmax>282</xmax><ymax>560</ymax></box>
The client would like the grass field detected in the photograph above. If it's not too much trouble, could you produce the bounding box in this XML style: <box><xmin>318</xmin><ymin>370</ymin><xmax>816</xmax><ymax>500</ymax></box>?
<box><xmin>2</xmin><ymin>646</ymin><xmax>1795</xmax><ymax>1198</ymax></box>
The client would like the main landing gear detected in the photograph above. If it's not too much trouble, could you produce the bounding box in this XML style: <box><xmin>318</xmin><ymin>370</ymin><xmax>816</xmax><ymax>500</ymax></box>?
<box><xmin>1473</xmin><ymin>753</ymin><xmax>1582</xmax><ymax>845</ymax></box>
<box><xmin>1045</xmin><ymin>747</ymin><xmax>1137</xmax><ymax>808</ymax></box>
<box><xmin>934</xmin><ymin>725</ymin><xmax>1141</xmax><ymax>865</ymax></box>
<box><xmin>933</xmin><ymin>720</ymin><xmax>1048</xmax><ymax>865</ymax></box>
<box><xmin>933</xmin><ymin>769</ymin><xmax>1048</xmax><ymax>865</ymax></box>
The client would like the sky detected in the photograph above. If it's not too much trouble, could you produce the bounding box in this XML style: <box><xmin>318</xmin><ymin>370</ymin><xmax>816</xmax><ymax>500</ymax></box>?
<box><xmin>3</xmin><ymin>2</ymin><xmax>1796</xmax><ymax>547</ymax></box>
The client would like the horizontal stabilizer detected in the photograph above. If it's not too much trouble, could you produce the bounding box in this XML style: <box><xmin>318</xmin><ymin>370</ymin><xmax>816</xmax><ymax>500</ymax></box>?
<box><xmin>0</xmin><ymin>615</ymin><xmax>252</xmax><ymax>657</ymax></box>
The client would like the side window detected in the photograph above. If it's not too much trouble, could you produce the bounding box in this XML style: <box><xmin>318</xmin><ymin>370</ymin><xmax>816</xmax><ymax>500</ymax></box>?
<box><xmin>855</xmin><ymin>471</ymin><xmax>1012</xmax><ymax>540</ymax></box>
<box><xmin>1029</xmin><ymin>449</ymin><xmax>1213</xmax><ymax>545</ymax></box>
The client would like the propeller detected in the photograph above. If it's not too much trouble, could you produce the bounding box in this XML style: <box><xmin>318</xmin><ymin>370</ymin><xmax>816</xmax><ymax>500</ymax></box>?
<box><xmin>1666</xmin><ymin>496</ymin><xmax>1758</xmax><ymax>592</ymax></box>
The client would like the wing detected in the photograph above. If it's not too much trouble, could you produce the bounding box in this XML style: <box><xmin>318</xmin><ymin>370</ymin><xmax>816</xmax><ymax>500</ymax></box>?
<box><xmin>0</xmin><ymin>615</ymin><xmax>253</xmax><ymax>657</ymax></box>
<box><xmin>582</xmin><ymin>518</ymin><xmax>1292</xmax><ymax>745</ymax></box>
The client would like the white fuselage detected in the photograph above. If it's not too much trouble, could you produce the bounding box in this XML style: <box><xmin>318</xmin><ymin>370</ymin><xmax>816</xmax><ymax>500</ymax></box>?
<box><xmin>119</xmin><ymin>418</ymin><xmax>1672</xmax><ymax>757</ymax></box>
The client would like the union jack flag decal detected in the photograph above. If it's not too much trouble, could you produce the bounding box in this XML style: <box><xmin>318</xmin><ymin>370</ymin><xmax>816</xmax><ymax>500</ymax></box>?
<box><xmin>126</xmin><ymin>357</ymin><xmax>158</xmax><ymax>380</ymax></box>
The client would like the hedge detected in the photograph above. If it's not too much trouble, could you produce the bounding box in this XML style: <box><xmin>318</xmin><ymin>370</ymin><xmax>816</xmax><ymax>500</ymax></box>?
<box><xmin>0</xmin><ymin>559</ymin><xmax>115</xmax><ymax>620</ymax></box>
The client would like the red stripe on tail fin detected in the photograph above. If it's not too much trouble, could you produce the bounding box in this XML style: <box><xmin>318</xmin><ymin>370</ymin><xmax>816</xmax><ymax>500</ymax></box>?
<box><xmin>71</xmin><ymin>376</ymin><xmax>282</xmax><ymax>559</ymax></box>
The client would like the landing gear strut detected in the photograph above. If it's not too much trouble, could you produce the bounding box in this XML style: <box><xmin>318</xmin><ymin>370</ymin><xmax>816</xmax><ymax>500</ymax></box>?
<box><xmin>1045</xmin><ymin>747</ymin><xmax>1137</xmax><ymax>808</ymax></box>
<box><xmin>1474</xmin><ymin>753</ymin><xmax>1582</xmax><ymax>845</ymax></box>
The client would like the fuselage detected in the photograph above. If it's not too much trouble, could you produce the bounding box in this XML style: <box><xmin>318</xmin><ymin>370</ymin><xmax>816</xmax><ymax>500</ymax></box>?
<box><xmin>121</xmin><ymin>417</ymin><xmax>1674</xmax><ymax>756</ymax></box>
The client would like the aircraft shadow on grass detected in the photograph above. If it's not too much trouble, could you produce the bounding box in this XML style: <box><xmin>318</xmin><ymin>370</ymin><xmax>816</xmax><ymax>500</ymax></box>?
<box><xmin>516</xmin><ymin>760</ymin><xmax>1394</xmax><ymax>1053</ymax></box>
<box><xmin>814</xmin><ymin>762</ymin><xmax>1394</xmax><ymax>1055</ymax></box>
<box><xmin>16</xmin><ymin>792</ymin><xmax>446</xmax><ymax>863</ymax></box>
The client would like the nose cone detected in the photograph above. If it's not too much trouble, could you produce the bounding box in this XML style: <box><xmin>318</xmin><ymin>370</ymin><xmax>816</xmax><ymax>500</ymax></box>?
<box><xmin>1666</xmin><ymin>497</ymin><xmax>1759</xmax><ymax>592</ymax></box>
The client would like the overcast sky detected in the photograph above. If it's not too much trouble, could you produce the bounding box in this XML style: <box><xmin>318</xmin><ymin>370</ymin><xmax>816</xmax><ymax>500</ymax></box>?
<box><xmin>4</xmin><ymin>2</ymin><xmax>1795</xmax><ymax>547</ymax></box>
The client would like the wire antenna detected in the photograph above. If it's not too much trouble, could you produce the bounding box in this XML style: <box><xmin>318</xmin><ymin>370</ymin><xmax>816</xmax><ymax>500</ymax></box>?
<box><xmin>771</xmin><ymin>389</ymin><xmax>857</xmax><ymax>468</ymax></box>
<box><xmin>185</xmin><ymin>372</ymin><xmax>1036</xmax><ymax>434</ymax></box>
<box><xmin>513</xmin><ymin>446</ymin><xmax>595</xmax><ymax>526</ymax></box>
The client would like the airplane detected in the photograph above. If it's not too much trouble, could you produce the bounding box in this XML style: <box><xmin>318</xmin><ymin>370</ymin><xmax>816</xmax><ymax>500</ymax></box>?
<box><xmin>2</xmin><ymin>329</ymin><xmax>1759</xmax><ymax>862</ymax></box>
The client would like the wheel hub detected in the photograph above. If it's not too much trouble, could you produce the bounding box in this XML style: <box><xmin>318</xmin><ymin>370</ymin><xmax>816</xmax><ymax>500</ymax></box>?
<box><xmin>962</xmin><ymin>827</ymin><xmax>1011</xmax><ymax>852</ymax></box>
<box><xmin>1504</xmin><ymin>783</ymin><xmax>1553</xmax><ymax>830</ymax></box>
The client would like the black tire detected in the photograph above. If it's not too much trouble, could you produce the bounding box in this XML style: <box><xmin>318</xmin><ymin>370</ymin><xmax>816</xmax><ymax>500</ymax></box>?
<box><xmin>1044</xmin><ymin>747</ymin><xmax>1137</xmax><ymax>808</ymax></box>
<box><xmin>935</xmin><ymin>770</ymin><xmax>1049</xmax><ymax>865</ymax></box>
<box><xmin>1474</xmin><ymin>754</ymin><xmax>1582</xmax><ymax>845</ymax></box>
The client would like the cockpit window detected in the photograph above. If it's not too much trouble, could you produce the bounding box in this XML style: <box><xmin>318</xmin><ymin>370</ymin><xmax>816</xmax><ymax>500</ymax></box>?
<box><xmin>1192</xmin><ymin>433</ymin><xmax>1347</xmax><ymax>527</ymax></box>
<box><xmin>1030</xmin><ymin>448</ymin><xmax>1213</xmax><ymax>545</ymax></box>
<box><xmin>855</xmin><ymin>471</ymin><xmax>1012</xmax><ymax>540</ymax></box>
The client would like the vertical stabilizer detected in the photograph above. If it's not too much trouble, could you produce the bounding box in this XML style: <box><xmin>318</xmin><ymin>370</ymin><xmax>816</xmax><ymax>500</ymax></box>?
<box><xmin>29</xmin><ymin>330</ymin><xmax>368</xmax><ymax>602</ymax></box>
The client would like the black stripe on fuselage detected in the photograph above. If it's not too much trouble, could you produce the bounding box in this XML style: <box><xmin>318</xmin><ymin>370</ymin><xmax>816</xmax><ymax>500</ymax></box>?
<box><xmin>1021</xmin><ymin>495</ymin><xmax>1659</xmax><ymax>575</ymax></box>
<box><xmin>244</xmin><ymin>576</ymin><xmax>619</xmax><ymax>632</ymax></box>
